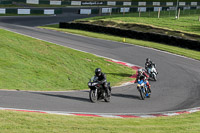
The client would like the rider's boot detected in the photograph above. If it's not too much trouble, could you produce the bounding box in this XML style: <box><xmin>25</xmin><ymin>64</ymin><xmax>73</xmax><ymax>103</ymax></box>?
<box><xmin>148</xmin><ymin>85</ymin><xmax>151</xmax><ymax>94</ymax></box>
<box><xmin>106</xmin><ymin>87</ymin><xmax>110</xmax><ymax>97</ymax></box>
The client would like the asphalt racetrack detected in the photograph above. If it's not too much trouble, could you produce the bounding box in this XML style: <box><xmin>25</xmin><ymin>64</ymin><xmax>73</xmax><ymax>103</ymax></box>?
<box><xmin>0</xmin><ymin>11</ymin><xmax>200</xmax><ymax>115</ymax></box>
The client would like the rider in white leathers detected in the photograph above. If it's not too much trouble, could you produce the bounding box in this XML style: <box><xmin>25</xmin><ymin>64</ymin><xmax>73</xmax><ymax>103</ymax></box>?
<box><xmin>145</xmin><ymin>58</ymin><xmax>157</xmax><ymax>75</ymax></box>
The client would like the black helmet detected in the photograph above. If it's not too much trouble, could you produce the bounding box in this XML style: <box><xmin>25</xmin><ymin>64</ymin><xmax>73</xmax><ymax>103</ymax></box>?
<box><xmin>146</xmin><ymin>58</ymin><xmax>150</xmax><ymax>62</ymax></box>
<box><xmin>95</xmin><ymin>68</ymin><xmax>102</xmax><ymax>76</ymax></box>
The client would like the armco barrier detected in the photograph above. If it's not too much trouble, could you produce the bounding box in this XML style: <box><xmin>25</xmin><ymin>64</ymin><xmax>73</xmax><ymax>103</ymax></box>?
<box><xmin>27</xmin><ymin>0</ymin><xmax>39</xmax><ymax>4</ymax></box>
<box><xmin>39</xmin><ymin>0</ymin><xmax>50</xmax><ymax>5</ymax></box>
<box><xmin>6</xmin><ymin>9</ymin><xmax>18</xmax><ymax>14</ymax></box>
<box><xmin>89</xmin><ymin>6</ymin><xmax>200</xmax><ymax>14</ymax></box>
<box><xmin>9</xmin><ymin>1</ymin><xmax>200</xmax><ymax>7</ymax></box>
<box><xmin>59</xmin><ymin>22</ymin><xmax>200</xmax><ymax>51</ymax></box>
<box><xmin>0</xmin><ymin>8</ymin><xmax>62</xmax><ymax>15</ymax></box>
<box><xmin>13</xmin><ymin>0</ymin><xmax>26</xmax><ymax>2</ymax></box>
<box><xmin>0</xmin><ymin>1</ymin><xmax>12</xmax><ymax>4</ymax></box>
<box><xmin>31</xmin><ymin>9</ymin><xmax>43</xmax><ymax>14</ymax></box>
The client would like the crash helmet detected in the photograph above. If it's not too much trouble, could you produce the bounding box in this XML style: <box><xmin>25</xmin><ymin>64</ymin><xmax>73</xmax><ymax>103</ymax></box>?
<box><xmin>146</xmin><ymin>58</ymin><xmax>150</xmax><ymax>63</ymax></box>
<box><xmin>138</xmin><ymin>69</ymin><xmax>143</xmax><ymax>76</ymax></box>
<box><xmin>95</xmin><ymin>68</ymin><xmax>102</xmax><ymax>76</ymax></box>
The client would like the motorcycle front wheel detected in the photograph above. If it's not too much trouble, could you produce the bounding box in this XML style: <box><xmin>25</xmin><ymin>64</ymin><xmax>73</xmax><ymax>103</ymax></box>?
<box><xmin>89</xmin><ymin>89</ymin><xmax>97</xmax><ymax>103</ymax></box>
<box><xmin>104</xmin><ymin>87</ymin><xmax>111</xmax><ymax>102</ymax></box>
<box><xmin>153</xmin><ymin>73</ymin><xmax>157</xmax><ymax>81</ymax></box>
<box><xmin>140</xmin><ymin>89</ymin><xmax>145</xmax><ymax>100</ymax></box>
<box><xmin>147</xmin><ymin>88</ymin><xmax>151</xmax><ymax>98</ymax></box>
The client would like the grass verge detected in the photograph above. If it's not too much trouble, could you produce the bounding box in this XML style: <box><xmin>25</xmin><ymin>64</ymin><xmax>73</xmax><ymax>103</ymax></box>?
<box><xmin>0</xmin><ymin>28</ymin><xmax>135</xmax><ymax>91</ymax></box>
<box><xmin>39</xmin><ymin>24</ymin><xmax>200</xmax><ymax>61</ymax></box>
<box><xmin>0</xmin><ymin>110</ymin><xmax>200</xmax><ymax>133</ymax></box>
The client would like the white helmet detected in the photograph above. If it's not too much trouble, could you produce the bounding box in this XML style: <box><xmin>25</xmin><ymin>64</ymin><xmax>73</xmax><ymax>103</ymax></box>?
<box><xmin>138</xmin><ymin>69</ymin><xmax>143</xmax><ymax>75</ymax></box>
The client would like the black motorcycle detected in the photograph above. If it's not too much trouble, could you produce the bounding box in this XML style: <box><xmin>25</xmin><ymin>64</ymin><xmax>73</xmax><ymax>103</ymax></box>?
<box><xmin>88</xmin><ymin>76</ymin><xmax>111</xmax><ymax>103</ymax></box>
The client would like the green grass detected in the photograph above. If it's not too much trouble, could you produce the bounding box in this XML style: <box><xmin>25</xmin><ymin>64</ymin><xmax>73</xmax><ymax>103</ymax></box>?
<box><xmin>0</xmin><ymin>28</ymin><xmax>135</xmax><ymax>91</ymax></box>
<box><xmin>39</xmin><ymin>24</ymin><xmax>200</xmax><ymax>60</ymax></box>
<box><xmin>78</xmin><ymin>10</ymin><xmax>200</xmax><ymax>36</ymax></box>
<box><xmin>0</xmin><ymin>4</ymin><xmax>20</xmax><ymax>8</ymax></box>
<box><xmin>0</xmin><ymin>110</ymin><xmax>200</xmax><ymax>133</ymax></box>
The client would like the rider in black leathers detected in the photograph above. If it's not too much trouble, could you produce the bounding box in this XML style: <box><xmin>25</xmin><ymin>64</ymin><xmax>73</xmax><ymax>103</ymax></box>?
<box><xmin>94</xmin><ymin>68</ymin><xmax>110</xmax><ymax>96</ymax></box>
<box><xmin>145</xmin><ymin>58</ymin><xmax>151</xmax><ymax>73</ymax></box>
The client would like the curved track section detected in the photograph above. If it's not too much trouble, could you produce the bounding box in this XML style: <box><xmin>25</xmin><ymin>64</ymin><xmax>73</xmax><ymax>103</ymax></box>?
<box><xmin>0</xmin><ymin>14</ymin><xmax>200</xmax><ymax>115</ymax></box>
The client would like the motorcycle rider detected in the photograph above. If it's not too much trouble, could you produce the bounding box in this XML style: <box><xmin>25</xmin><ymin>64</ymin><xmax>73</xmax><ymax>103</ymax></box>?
<box><xmin>145</xmin><ymin>58</ymin><xmax>157</xmax><ymax>74</ymax></box>
<box><xmin>145</xmin><ymin>58</ymin><xmax>152</xmax><ymax>74</ymax></box>
<box><xmin>137</xmin><ymin>69</ymin><xmax>151</xmax><ymax>93</ymax></box>
<box><xmin>150</xmin><ymin>61</ymin><xmax>158</xmax><ymax>74</ymax></box>
<box><xmin>94</xmin><ymin>68</ymin><xmax>110</xmax><ymax>96</ymax></box>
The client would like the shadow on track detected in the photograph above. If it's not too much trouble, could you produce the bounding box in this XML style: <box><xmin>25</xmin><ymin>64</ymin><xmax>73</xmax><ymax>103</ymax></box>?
<box><xmin>112</xmin><ymin>93</ymin><xmax>140</xmax><ymax>100</ymax></box>
<box><xmin>31</xmin><ymin>92</ymin><xmax>90</xmax><ymax>103</ymax></box>
<box><xmin>105</xmin><ymin>73</ymin><xmax>133</xmax><ymax>77</ymax></box>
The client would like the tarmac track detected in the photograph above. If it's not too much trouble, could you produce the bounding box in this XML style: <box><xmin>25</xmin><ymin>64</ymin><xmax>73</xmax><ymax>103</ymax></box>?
<box><xmin>0</xmin><ymin>11</ymin><xmax>200</xmax><ymax>115</ymax></box>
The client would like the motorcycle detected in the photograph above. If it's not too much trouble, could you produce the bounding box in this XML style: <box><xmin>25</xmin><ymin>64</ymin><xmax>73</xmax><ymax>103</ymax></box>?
<box><xmin>147</xmin><ymin>65</ymin><xmax>158</xmax><ymax>81</ymax></box>
<box><xmin>88</xmin><ymin>76</ymin><xmax>111</xmax><ymax>103</ymax></box>
<box><xmin>137</xmin><ymin>77</ymin><xmax>151</xmax><ymax>100</ymax></box>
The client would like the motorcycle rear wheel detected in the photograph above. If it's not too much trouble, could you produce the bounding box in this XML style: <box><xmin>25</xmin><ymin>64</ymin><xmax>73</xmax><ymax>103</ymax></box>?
<box><xmin>89</xmin><ymin>89</ymin><xmax>97</xmax><ymax>103</ymax></box>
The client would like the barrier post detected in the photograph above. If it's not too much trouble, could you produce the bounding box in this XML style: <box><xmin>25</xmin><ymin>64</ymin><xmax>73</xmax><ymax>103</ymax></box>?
<box><xmin>158</xmin><ymin>8</ymin><xmax>160</xmax><ymax>18</ymax></box>
<box><xmin>99</xmin><ymin>8</ymin><xmax>101</xmax><ymax>16</ymax></box>
<box><xmin>108</xmin><ymin>8</ymin><xmax>111</xmax><ymax>16</ymax></box>
<box><xmin>178</xmin><ymin>8</ymin><xmax>180</xmax><ymax>19</ymax></box>
<box><xmin>139</xmin><ymin>8</ymin><xmax>141</xmax><ymax>17</ymax></box>
<box><xmin>175</xmin><ymin>0</ymin><xmax>179</xmax><ymax>19</ymax></box>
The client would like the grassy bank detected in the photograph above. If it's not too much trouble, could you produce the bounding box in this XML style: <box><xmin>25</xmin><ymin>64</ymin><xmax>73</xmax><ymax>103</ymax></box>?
<box><xmin>0</xmin><ymin>29</ymin><xmax>134</xmax><ymax>91</ymax></box>
<box><xmin>40</xmin><ymin>24</ymin><xmax>200</xmax><ymax>60</ymax></box>
<box><xmin>78</xmin><ymin>10</ymin><xmax>200</xmax><ymax>36</ymax></box>
<box><xmin>0</xmin><ymin>110</ymin><xmax>200</xmax><ymax>133</ymax></box>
